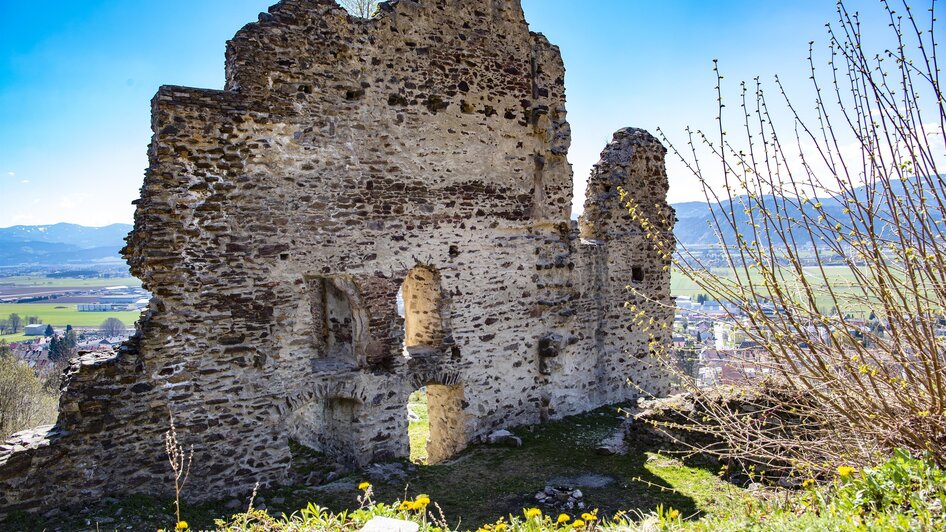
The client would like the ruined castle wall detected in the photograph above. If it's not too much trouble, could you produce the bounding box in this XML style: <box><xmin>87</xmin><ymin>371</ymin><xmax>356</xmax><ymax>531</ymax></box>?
<box><xmin>0</xmin><ymin>0</ymin><xmax>673</xmax><ymax>516</ymax></box>
<box><xmin>578</xmin><ymin>128</ymin><xmax>676</xmax><ymax>400</ymax></box>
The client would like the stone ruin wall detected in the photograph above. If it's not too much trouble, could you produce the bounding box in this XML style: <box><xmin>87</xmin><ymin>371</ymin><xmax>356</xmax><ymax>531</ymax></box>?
<box><xmin>0</xmin><ymin>0</ymin><xmax>674</xmax><ymax>516</ymax></box>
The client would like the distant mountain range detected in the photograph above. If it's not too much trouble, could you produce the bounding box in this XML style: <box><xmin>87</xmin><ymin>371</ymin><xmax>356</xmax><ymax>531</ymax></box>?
<box><xmin>0</xmin><ymin>223</ymin><xmax>132</xmax><ymax>267</ymax></box>
<box><xmin>673</xmin><ymin>178</ymin><xmax>944</xmax><ymax>247</ymax></box>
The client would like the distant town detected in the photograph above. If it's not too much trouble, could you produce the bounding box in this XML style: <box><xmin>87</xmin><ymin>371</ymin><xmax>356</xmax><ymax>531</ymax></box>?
<box><xmin>0</xmin><ymin>267</ymin><xmax>148</xmax><ymax>372</ymax></box>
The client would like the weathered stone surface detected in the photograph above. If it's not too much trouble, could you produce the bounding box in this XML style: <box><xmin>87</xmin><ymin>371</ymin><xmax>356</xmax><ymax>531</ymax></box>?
<box><xmin>0</xmin><ymin>0</ymin><xmax>674</xmax><ymax>516</ymax></box>
<box><xmin>486</xmin><ymin>429</ymin><xmax>522</xmax><ymax>447</ymax></box>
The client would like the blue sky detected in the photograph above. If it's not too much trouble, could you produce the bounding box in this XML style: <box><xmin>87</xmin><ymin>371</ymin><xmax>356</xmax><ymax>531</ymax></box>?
<box><xmin>0</xmin><ymin>0</ymin><xmax>889</xmax><ymax>227</ymax></box>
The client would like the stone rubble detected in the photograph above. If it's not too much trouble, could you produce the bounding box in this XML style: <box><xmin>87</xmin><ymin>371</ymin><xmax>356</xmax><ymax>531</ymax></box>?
<box><xmin>486</xmin><ymin>429</ymin><xmax>523</xmax><ymax>447</ymax></box>
<box><xmin>534</xmin><ymin>484</ymin><xmax>586</xmax><ymax>511</ymax></box>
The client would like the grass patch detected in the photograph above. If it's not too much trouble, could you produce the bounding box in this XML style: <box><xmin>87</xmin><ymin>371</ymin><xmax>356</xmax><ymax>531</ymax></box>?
<box><xmin>284</xmin><ymin>404</ymin><xmax>740</xmax><ymax>529</ymax></box>
<box><xmin>0</xmin><ymin>332</ymin><xmax>28</xmax><ymax>343</ymax></box>
<box><xmin>0</xmin><ymin>303</ymin><xmax>142</xmax><ymax>331</ymax></box>
<box><xmin>408</xmin><ymin>388</ymin><xmax>430</xmax><ymax>464</ymax></box>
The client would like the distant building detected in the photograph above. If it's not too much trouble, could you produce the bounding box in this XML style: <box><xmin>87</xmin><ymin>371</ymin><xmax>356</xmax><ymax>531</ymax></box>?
<box><xmin>99</xmin><ymin>295</ymin><xmax>140</xmax><ymax>305</ymax></box>
<box><xmin>701</xmin><ymin>300</ymin><xmax>723</xmax><ymax>312</ymax></box>
<box><xmin>714</xmin><ymin>321</ymin><xmax>747</xmax><ymax>350</ymax></box>
<box><xmin>23</xmin><ymin>324</ymin><xmax>47</xmax><ymax>336</ymax></box>
<box><xmin>78</xmin><ymin>303</ymin><xmax>113</xmax><ymax>312</ymax></box>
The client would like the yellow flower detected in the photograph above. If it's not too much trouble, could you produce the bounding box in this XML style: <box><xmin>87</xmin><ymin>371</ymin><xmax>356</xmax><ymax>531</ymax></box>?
<box><xmin>572</xmin><ymin>519</ymin><xmax>586</xmax><ymax>528</ymax></box>
<box><xmin>557</xmin><ymin>513</ymin><xmax>571</xmax><ymax>523</ymax></box>
<box><xmin>668</xmin><ymin>508</ymin><xmax>680</xmax><ymax>519</ymax></box>
<box><xmin>494</xmin><ymin>524</ymin><xmax>507</xmax><ymax>531</ymax></box>
<box><xmin>524</xmin><ymin>507</ymin><xmax>542</xmax><ymax>519</ymax></box>
<box><xmin>398</xmin><ymin>501</ymin><xmax>411</xmax><ymax>511</ymax></box>
<box><xmin>175</xmin><ymin>522</ymin><xmax>189</xmax><ymax>531</ymax></box>
<box><xmin>415</xmin><ymin>495</ymin><xmax>431</xmax><ymax>507</ymax></box>
<box><xmin>358</xmin><ymin>481</ymin><xmax>371</xmax><ymax>491</ymax></box>
<box><xmin>837</xmin><ymin>466</ymin><xmax>855</xmax><ymax>478</ymax></box>
<box><xmin>581</xmin><ymin>512</ymin><xmax>597</xmax><ymax>521</ymax></box>
<box><xmin>802</xmin><ymin>478</ymin><xmax>815</xmax><ymax>488</ymax></box>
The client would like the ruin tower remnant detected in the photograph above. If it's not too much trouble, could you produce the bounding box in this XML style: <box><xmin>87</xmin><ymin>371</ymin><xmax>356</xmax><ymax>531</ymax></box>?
<box><xmin>0</xmin><ymin>0</ymin><xmax>675</xmax><ymax>514</ymax></box>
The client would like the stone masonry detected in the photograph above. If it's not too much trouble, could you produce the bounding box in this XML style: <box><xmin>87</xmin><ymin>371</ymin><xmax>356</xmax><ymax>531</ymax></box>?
<box><xmin>0</xmin><ymin>0</ymin><xmax>674</xmax><ymax>515</ymax></box>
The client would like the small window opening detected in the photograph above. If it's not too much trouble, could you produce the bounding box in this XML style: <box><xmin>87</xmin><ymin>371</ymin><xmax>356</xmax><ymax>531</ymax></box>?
<box><xmin>400</xmin><ymin>266</ymin><xmax>445</xmax><ymax>356</ymax></box>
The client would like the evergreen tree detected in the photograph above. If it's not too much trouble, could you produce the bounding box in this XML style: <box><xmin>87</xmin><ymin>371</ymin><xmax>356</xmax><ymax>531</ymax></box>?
<box><xmin>48</xmin><ymin>335</ymin><xmax>62</xmax><ymax>362</ymax></box>
<box><xmin>44</xmin><ymin>324</ymin><xmax>54</xmax><ymax>337</ymax></box>
<box><xmin>63</xmin><ymin>329</ymin><xmax>78</xmax><ymax>358</ymax></box>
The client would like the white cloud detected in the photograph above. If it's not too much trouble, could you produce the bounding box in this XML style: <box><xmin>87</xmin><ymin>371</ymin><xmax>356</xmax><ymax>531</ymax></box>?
<box><xmin>20</xmin><ymin>180</ymin><xmax>30</xmax><ymax>184</ymax></box>
<box><xmin>6</xmin><ymin>172</ymin><xmax>14</xmax><ymax>177</ymax></box>
<box><xmin>56</xmin><ymin>192</ymin><xmax>91</xmax><ymax>210</ymax></box>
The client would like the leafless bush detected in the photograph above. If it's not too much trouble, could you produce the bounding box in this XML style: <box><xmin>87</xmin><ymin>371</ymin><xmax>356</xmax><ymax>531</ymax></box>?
<box><xmin>100</xmin><ymin>317</ymin><xmax>126</xmax><ymax>337</ymax></box>
<box><xmin>337</xmin><ymin>0</ymin><xmax>381</xmax><ymax>19</ymax></box>
<box><xmin>0</xmin><ymin>355</ymin><xmax>58</xmax><ymax>440</ymax></box>
<box><xmin>632</xmin><ymin>0</ymin><xmax>946</xmax><ymax>475</ymax></box>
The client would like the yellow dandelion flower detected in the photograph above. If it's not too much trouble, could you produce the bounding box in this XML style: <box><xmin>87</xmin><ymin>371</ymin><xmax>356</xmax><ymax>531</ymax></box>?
<box><xmin>415</xmin><ymin>495</ymin><xmax>431</xmax><ymax>507</ymax></box>
<box><xmin>175</xmin><ymin>522</ymin><xmax>189</xmax><ymax>531</ymax></box>
<box><xmin>398</xmin><ymin>501</ymin><xmax>411</xmax><ymax>511</ymax></box>
<box><xmin>572</xmin><ymin>519</ymin><xmax>586</xmax><ymax>528</ymax></box>
<box><xmin>802</xmin><ymin>478</ymin><xmax>815</xmax><ymax>488</ymax></box>
<box><xmin>668</xmin><ymin>508</ymin><xmax>680</xmax><ymax>519</ymax></box>
<box><xmin>581</xmin><ymin>512</ymin><xmax>597</xmax><ymax>521</ymax></box>
<box><xmin>358</xmin><ymin>481</ymin><xmax>371</xmax><ymax>491</ymax></box>
<box><xmin>557</xmin><ymin>513</ymin><xmax>571</xmax><ymax>523</ymax></box>
<box><xmin>837</xmin><ymin>465</ymin><xmax>855</xmax><ymax>478</ymax></box>
<box><xmin>524</xmin><ymin>507</ymin><xmax>542</xmax><ymax>519</ymax></box>
<box><xmin>494</xmin><ymin>524</ymin><xmax>508</xmax><ymax>531</ymax></box>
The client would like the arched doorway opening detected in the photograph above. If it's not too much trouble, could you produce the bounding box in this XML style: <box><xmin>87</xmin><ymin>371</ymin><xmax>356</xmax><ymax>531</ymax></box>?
<box><xmin>406</xmin><ymin>383</ymin><xmax>466</xmax><ymax>464</ymax></box>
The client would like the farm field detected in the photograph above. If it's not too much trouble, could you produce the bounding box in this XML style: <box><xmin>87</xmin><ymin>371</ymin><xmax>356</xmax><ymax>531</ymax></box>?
<box><xmin>0</xmin><ymin>275</ymin><xmax>140</xmax><ymax>288</ymax></box>
<box><xmin>671</xmin><ymin>265</ymin><xmax>875</xmax><ymax>317</ymax></box>
<box><xmin>0</xmin><ymin>303</ymin><xmax>141</xmax><ymax>344</ymax></box>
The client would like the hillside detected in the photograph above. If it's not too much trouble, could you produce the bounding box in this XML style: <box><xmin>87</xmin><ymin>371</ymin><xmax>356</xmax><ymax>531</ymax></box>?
<box><xmin>0</xmin><ymin>223</ymin><xmax>131</xmax><ymax>267</ymax></box>
<box><xmin>672</xmin><ymin>177</ymin><xmax>944</xmax><ymax>247</ymax></box>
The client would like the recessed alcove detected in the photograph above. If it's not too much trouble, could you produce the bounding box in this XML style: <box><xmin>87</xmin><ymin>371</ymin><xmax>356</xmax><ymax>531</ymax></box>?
<box><xmin>286</xmin><ymin>397</ymin><xmax>361</xmax><ymax>465</ymax></box>
<box><xmin>307</xmin><ymin>275</ymin><xmax>363</xmax><ymax>365</ymax></box>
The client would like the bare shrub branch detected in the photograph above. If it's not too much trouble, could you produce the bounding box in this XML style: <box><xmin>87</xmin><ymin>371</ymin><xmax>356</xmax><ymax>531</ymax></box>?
<box><xmin>637</xmin><ymin>0</ymin><xmax>946</xmax><ymax>476</ymax></box>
